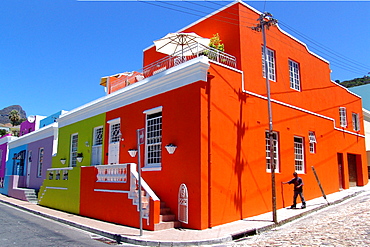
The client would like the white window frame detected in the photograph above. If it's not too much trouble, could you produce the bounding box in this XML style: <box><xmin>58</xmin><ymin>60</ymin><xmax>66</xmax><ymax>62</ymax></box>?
<box><xmin>92</xmin><ymin>126</ymin><xmax>103</xmax><ymax>166</ymax></box>
<box><xmin>93</xmin><ymin>126</ymin><xmax>104</xmax><ymax>146</ymax></box>
<box><xmin>143</xmin><ymin>106</ymin><xmax>163</xmax><ymax>171</ymax></box>
<box><xmin>339</xmin><ymin>107</ymin><xmax>347</xmax><ymax>127</ymax></box>
<box><xmin>352</xmin><ymin>112</ymin><xmax>360</xmax><ymax>131</ymax></box>
<box><xmin>308</xmin><ymin>131</ymin><xmax>317</xmax><ymax>154</ymax></box>
<box><xmin>37</xmin><ymin>148</ymin><xmax>44</xmax><ymax>177</ymax></box>
<box><xmin>289</xmin><ymin>59</ymin><xmax>301</xmax><ymax>91</ymax></box>
<box><xmin>262</xmin><ymin>47</ymin><xmax>276</xmax><ymax>82</ymax></box>
<box><xmin>70</xmin><ymin>133</ymin><xmax>78</xmax><ymax>167</ymax></box>
<box><xmin>265</xmin><ymin>131</ymin><xmax>279</xmax><ymax>173</ymax></box>
<box><xmin>294</xmin><ymin>136</ymin><xmax>305</xmax><ymax>173</ymax></box>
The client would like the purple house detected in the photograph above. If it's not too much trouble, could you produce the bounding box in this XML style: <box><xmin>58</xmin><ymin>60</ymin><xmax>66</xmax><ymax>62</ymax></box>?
<box><xmin>0</xmin><ymin>135</ymin><xmax>18</xmax><ymax>191</ymax></box>
<box><xmin>6</xmin><ymin>123</ymin><xmax>57</xmax><ymax>202</ymax></box>
<box><xmin>19</xmin><ymin>115</ymin><xmax>46</xmax><ymax>137</ymax></box>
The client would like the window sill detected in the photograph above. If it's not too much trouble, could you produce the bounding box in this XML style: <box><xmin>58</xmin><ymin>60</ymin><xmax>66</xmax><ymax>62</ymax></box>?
<box><xmin>142</xmin><ymin>166</ymin><xmax>162</xmax><ymax>172</ymax></box>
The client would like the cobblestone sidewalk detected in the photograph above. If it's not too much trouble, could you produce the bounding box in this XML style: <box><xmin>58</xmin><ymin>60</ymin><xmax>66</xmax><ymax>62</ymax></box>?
<box><xmin>231</xmin><ymin>191</ymin><xmax>370</xmax><ymax>246</ymax></box>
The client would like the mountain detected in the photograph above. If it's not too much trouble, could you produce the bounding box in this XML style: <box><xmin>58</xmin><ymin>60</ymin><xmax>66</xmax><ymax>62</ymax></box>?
<box><xmin>339</xmin><ymin>76</ymin><xmax>370</xmax><ymax>88</ymax></box>
<box><xmin>0</xmin><ymin>105</ymin><xmax>27</xmax><ymax>125</ymax></box>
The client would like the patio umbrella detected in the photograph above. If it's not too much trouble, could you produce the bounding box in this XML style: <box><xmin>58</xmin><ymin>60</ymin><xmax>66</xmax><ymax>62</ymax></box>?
<box><xmin>153</xmin><ymin>32</ymin><xmax>210</xmax><ymax>57</ymax></box>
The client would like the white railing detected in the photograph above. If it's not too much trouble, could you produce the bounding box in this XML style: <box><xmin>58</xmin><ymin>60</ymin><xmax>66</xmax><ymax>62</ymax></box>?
<box><xmin>128</xmin><ymin>163</ymin><xmax>159</xmax><ymax>222</ymax></box>
<box><xmin>94</xmin><ymin>163</ymin><xmax>159</xmax><ymax>223</ymax></box>
<box><xmin>47</xmin><ymin>167</ymin><xmax>73</xmax><ymax>180</ymax></box>
<box><xmin>107</xmin><ymin>43</ymin><xmax>237</xmax><ymax>93</ymax></box>
<box><xmin>143</xmin><ymin>43</ymin><xmax>237</xmax><ymax>78</ymax></box>
<box><xmin>95</xmin><ymin>164</ymin><xmax>128</xmax><ymax>183</ymax></box>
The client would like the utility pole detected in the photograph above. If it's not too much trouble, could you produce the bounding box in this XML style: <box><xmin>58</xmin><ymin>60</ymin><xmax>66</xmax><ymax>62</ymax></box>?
<box><xmin>253</xmin><ymin>12</ymin><xmax>278</xmax><ymax>224</ymax></box>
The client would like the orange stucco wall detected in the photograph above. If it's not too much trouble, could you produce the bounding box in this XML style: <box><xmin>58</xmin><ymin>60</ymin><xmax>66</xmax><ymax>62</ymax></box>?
<box><xmin>80</xmin><ymin>2</ymin><xmax>367</xmax><ymax>231</ymax></box>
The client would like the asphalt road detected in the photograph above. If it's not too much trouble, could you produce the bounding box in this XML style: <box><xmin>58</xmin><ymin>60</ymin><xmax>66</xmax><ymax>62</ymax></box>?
<box><xmin>0</xmin><ymin>202</ymin><xmax>115</xmax><ymax>247</ymax></box>
<box><xmin>230</xmin><ymin>191</ymin><xmax>370</xmax><ymax>246</ymax></box>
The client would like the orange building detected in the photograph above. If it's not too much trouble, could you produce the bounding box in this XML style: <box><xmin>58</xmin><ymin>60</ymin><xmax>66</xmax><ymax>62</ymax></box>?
<box><xmin>78</xmin><ymin>1</ymin><xmax>367</xmax><ymax>230</ymax></box>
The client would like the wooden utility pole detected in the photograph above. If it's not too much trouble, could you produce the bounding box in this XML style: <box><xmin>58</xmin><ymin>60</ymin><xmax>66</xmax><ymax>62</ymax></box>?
<box><xmin>253</xmin><ymin>12</ymin><xmax>278</xmax><ymax>224</ymax></box>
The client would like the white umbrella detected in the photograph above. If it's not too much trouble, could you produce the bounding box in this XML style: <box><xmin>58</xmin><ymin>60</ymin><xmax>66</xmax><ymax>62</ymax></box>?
<box><xmin>153</xmin><ymin>32</ymin><xmax>210</xmax><ymax>57</ymax></box>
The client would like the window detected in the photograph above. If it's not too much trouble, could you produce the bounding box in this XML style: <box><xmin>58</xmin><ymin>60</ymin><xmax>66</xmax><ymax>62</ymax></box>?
<box><xmin>144</xmin><ymin>107</ymin><xmax>162</xmax><ymax>169</ymax></box>
<box><xmin>70</xmin><ymin>133</ymin><xmax>78</xmax><ymax>167</ymax></box>
<box><xmin>92</xmin><ymin>126</ymin><xmax>103</xmax><ymax>166</ymax></box>
<box><xmin>262</xmin><ymin>47</ymin><xmax>276</xmax><ymax>81</ymax></box>
<box><xmin>110</xmin><ymin>123</ymin><xmax>121</xmax><ymax>143</ymax></box>
<box><xmin>294</xmin><ymin>137</ymin><xmax>305</xmax><ymax>173</ymax></box>
<box><xmin>308</xmin><ymin>131</ymin><xmax>317</xmax><ymax>154</ymax></box>
<box><xmin>289</xmin><ymin>60</ymin><xmax>300</xmax><ymax>91</ymax></box>
<box><xmin>339</xmin><ymin>107</ymin><xmax>347</xmax><ymax>127</ymax></box>
<box><xmin>37</xmin><ymin>148</ymin><xmax>44</xmax><ymax>177</ymax></box>
<box><xmin>93</xmin><ymin>126</ymin><xmax>103</xmax><ymax>146</ymax></box>
<box><xmin>265</xmin><ymin>131</ymin><xmax>279</xmax><ymax>172</ymax></box>
<box><xmin>352</xmin><ymin>113</ymin><xmax>360</xmax><ymax>131</ymax></box>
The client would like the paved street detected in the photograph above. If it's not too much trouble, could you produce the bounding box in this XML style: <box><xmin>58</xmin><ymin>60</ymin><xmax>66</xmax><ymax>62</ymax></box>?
<box><xmin>229</xmin><ymin>191</ymin><xmax>370</xmax><ymax>246</ymax></box>
<box><xmin>0</xmin><ymin>203</ymin><xmax>111</xmax><ymax>246</ymax></box>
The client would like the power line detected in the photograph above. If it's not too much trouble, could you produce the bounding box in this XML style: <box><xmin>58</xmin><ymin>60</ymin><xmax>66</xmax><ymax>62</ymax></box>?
<box><xmin>136</xmin><ymin>0</ymin><xmax>368</xmax><ymax>77</ymax></box>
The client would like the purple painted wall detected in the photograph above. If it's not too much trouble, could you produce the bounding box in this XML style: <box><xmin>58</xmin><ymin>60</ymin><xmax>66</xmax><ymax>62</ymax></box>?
<box><xmin>27</xmin><ymin>136</ymin><xmax>54</xmax><ymax>189</ymax></box>
<box><xmin>19</xmin><ymin>120</ymin><xmax>35</xmax><ymax>137</ymax></box>
<box><xmin>0</xmin><ymin>142</ymin><xmax>7</xmax><ymax>178</ymax></box>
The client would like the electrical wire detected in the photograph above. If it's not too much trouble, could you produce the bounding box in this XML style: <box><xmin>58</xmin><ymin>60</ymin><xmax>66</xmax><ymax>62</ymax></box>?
<box><xmin>136</xmin><ymin>0</ymin><xmax>369</xmax><ymax>77</ymax></box>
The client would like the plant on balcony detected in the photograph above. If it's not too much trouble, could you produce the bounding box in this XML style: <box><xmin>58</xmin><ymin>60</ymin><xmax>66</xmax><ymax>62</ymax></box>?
<box><xmin>209</xmin><ymin>33</ymin><xmax>225</xmax><ymax>52</ymax></box>
<box><xmin>200</xmin><ymin>33</ymin><xmax>226</xmax><ymax>62</ymax></box>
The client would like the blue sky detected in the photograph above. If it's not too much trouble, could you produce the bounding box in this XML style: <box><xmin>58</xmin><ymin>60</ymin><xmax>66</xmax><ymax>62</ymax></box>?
<box><xmin>1</xmin><ymin>1</ymin><xmax>369</xmax><ymax>117</ymax></box>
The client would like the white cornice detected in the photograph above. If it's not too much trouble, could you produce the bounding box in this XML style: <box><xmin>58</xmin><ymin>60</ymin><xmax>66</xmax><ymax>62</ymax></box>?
<box><xmin>58</xmin><ymin>56</ymin><xmax>210</xmax><ymax>127</ymax></box>
<box><xmin>8</xmin><ymin>123</ymin><xmax>58</xmax><ymax>148</ymax></box>
<box><xmin>0</xmin><ymin>136</ymin><xmax>18</xmax><ymax>146</ymax></box>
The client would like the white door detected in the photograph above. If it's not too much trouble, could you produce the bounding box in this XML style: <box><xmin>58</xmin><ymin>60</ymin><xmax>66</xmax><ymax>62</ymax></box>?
<box><xmin>108</xmin><ymin>119</ymin><xmax>120</xmax><ymax>165</ymax></box>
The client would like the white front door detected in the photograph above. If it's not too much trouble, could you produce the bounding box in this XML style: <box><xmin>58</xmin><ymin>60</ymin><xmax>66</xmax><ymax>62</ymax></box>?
<box><xmin>108</xmin><ymin>119</ymin><xmax>121</xmax><ymax>165</ymax></box>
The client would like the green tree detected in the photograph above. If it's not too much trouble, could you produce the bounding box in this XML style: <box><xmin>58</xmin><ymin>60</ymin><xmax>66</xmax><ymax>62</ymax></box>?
<box><xmin>9</xmin><ymin>110</ymin><xmax>20</xmax><ymax>126</ymax></box>
<box><xmin>0</xmin><ymin>129</ymin><xmax>7</xmax><ymax>137</ymax></box>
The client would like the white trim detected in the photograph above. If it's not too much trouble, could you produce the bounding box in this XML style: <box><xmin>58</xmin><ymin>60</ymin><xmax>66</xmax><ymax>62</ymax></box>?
<box><xmin>142</xmin><ymin>166</ymin><xmax>162</xmax><ymax>172</ymax></box>
<box><xmin>8</xmin><ymin>123</ymin><xmax>58</xmax><ymax>149</ymax></box>
<box><xmin>45</xmin><ymin>186</ymin><xmax>68</xmax><ymax>190</ymax></box>
<box><xmin>47</xmin><ymin>167</ymin><xmax>73</xmax><ymax>171</ymax></box>
<box><xmin>107</xmin><ymin>118</ymin><xmax>120</xmax><ymax>125</ymax></box>
<box><xmin>58</xmin><ymin>56</ymin><xmax>209</xmax><ymax>127</ymax></box>
<box><xmin>229</xmin><ymin>64</ymin><xmax>366</xmax><ymax>138</ymax></box>
<box><xmin>143</xmin><ymin>106</ymin><xmax>162</xmax><ymax>115</ymax></box>
<box><xmin>94</xmin><ymin>189</ymin><xmax>129</xmax><ymax>194</ymax></box>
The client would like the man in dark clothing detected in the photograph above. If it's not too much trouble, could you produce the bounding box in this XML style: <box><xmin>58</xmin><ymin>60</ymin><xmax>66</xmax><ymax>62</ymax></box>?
<box><xmin>283</xmin><ymin>172</ymin><xmax>306</xmax><ymax>209</ymax></box>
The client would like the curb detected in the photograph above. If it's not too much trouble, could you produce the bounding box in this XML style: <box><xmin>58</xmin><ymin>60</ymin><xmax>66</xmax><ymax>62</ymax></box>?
<box><xmin>0</xmin><ymin>189</ymin><xmax>366</xmax><ymax>246</ymax></box>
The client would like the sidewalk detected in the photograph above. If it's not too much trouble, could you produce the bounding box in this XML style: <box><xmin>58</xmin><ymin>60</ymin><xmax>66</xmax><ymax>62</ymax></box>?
<box><xmin>0</xmin><ymin>184</ymin><xmax>368</xmax><ymax>246</ymax></box>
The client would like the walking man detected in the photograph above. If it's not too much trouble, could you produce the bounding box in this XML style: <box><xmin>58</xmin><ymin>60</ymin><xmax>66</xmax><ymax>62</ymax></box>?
<box><xmin>283</xmin><ymin>172</ymin><xmax>306</xmax><ymax>209</ymax></box>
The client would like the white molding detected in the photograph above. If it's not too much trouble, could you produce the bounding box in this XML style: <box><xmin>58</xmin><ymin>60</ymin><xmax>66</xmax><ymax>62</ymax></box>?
<box><xmin>8</xmin><ymin>123</ymin><xmax>58</xmax><ymax>149</ymax></box>
<box><xmin>209</xmin><ymin>61</ymin><xmax>366</xmax><ymax>138</ymax></box>
<box><xmin>143</xmin><ymin>106</ymin><xmax>163</xmax><ymax>115</ymax></box>
<box><xmin>58</xmin><ymin>56</ymin><xmax>210</xmax><ymax>127</ymax></box>
<box><xmin>107</xmin><ymin>118</ymin><xmax>120</xmax><ymax>124</ymax></box>
<box><xmin>45</xmin><ymin>186</ymin><xmax>68</xmax><ymax>190</ymax></box>
<box><xmin>94</xmin><ymin>189</ymin><xmax>129</xmax><ymax>194</ymax></box>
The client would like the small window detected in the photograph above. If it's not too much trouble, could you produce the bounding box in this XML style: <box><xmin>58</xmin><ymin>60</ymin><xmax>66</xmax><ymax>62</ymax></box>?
<box><xmin>294</xmin><ymin>137</ymin><xmax>305</xmax><ymax>173</ymax></box>
<box><xmin>265</xmin><ymin>131</ymin><xmax>279</xmax><ymax>172</ymax></box>
<box><xmin>308</xmin><ymin>131</ymin><xmax>316</xmax><ymax>154</ymax></box>
<box><xmin>37</xmin><ymin>148</ymin><xmax>44</xmax><ymax>177</ymax></box>
<box><xmin>352</xmin><ymin>113</ymin><xmax>360</xmax><ymax>131</ymax></box>
<box><xmin>339</xmin><ymin>107</ymin><xmax>347</xmax><ymax>127</ymax></box>
<box><xmin>70</xmin><ymin>133</ymin><xmax>78</xmax><ymax>167</ymax></box>
<box><xmin>262</xmin><ymin>47</ymin><xmax>276</xmax><ymax>81</ymax></box>
<box><xmin>289</xmin><ymin>60</ymin><xmax>301</xmax><ymax>91</ymax></box>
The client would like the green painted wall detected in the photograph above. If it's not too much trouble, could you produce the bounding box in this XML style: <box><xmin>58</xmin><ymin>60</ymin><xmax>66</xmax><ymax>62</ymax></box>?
<box><xmin>38</xmin><ymin>113</ymin><xmax>106</xmax><ymax>214</ymax></box>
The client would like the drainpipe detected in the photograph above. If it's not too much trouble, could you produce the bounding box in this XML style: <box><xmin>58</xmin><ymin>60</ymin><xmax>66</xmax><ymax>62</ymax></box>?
<box><xmin>207</xmin><ymin>73</ymin><xmax>215</xmax><ymax>228</ymax></box>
